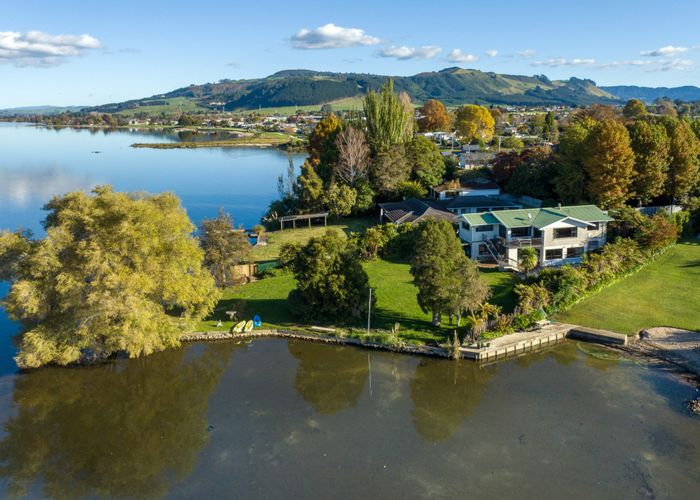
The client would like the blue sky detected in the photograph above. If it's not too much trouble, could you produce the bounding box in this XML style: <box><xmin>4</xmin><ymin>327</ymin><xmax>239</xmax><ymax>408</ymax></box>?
<box><xmin>2</xmin><ymin>0</ymin><xmax>699</xmax><ymax>107</ymax></box>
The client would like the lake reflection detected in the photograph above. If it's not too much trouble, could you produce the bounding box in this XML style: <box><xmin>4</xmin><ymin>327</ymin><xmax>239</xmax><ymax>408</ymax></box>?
<box><xmin>2</xmin><ymin>339</ymin><xmax>698</xmax><ymax>498</ymax></box>
<box><xmin>0</xmin><ymin>342</ymin><xmax>241</xmax><ymax>498</ymax></box>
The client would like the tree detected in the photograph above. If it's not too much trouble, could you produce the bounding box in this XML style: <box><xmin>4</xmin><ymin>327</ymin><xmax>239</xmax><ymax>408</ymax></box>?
<box><xmin>308</xmin><ymin>113</ymin><xmax>342</xmax><ymax>181</ymax></box>
<box><xmin>363</xmin><ymin>79</ymin><xmax>413</xmax><ymax>152</ymax></box>
<box><xmin>418</xmin><ymin>99</ymin><xmax>451</xmax><ymax>132</ymax></box>
<box><xmin>1</xmin><ymin>186</ymin><xmax>219</xmax><ymax>369</ymax></box>
<box><xmin>543</xmin><ymin>111</ymin><xmax>559</xmax><ymax>142</ymax></box>
<box><xmin>295</xmin><ymin>161</ymin><xmax>324</xmax><ymax>211</ymax></box>
<box><xmin>519</xmin><ymin>247</ymin><xmax>539</xmax><ymax>274</ymax></box>
<box><xmin>396</xmin><ymin>180</ymin><xmax>427</xmax><ymax>199</ymax></box>
<box><xmin>627</xmin><ymin>119</ymin><xmax>670</xmax><ymax>204</ymax></box>
<box><xmin>501</xmin><ymin>136</ymin><xmax>525</xmax><ymax>151</ymax></box>
<box><xmin>553</xmin><ymin>117</ymin><xmax>596</xmax><ymax>203</ymax></box>
<box><xmin>454</xmin><ymin>105</ymin><xmax>495</xmax><ymax>143</ymax></box>
<box><xmin>582</xmin><ymin>119</ymin><xmax>635</xmax><ymax>208</ymax></box>
<box><xmin>371</xmin><ymin>144</ymin><xmax>411</xmax><ymax>194</ymax></box>
<box><xmin>323</xmin><ymin>183</ymin><xmax>357</xmax><ymax>218</ymax></box>
<box><xmin>200</xmin><ymin>210</ymin><xmax>252</xmax><ymax>287</ymax></box>
<box><xmin>636</xmin><ymin>213</ymin><xmax>678</xmax><ymax>252</ymax></box>
<box><xmin>623</xmin><ymin>99</ymin><xmax>648</xmax><ymax>120</ymax></box>
<box><xmin>334</xmin><ymin>127</ymin><xmax>370</xmax><ymax>185</ymax></box>
<box><xmin>504</xmin><ymin>146</ymin><xmax>556</xmax><ymax>200</ymax></box>
<box><xmin>664</xmin><ymin>118</ymin><xmax>700</xmax><ymax>201</ymax></box>
<box><xmin>411</xmin><ymin>220</ymin><xmax>489</xmax><ymax>325</ymax></box>
<box><xmin>289</xmin><ymin>230</ymin><xmax>373</xmax><ymax>321</ymax></box>
<box><xmin>406</xmin><ymin>135</ymin><xmax>446</xmax><ymax>188</ymax></box>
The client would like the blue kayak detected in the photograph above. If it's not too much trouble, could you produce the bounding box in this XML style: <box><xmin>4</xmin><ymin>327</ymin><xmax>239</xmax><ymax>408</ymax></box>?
<box><xmin>252</xmin><ymin>315</ymin><xmax>262</xmax><ymax>327</ymax></box>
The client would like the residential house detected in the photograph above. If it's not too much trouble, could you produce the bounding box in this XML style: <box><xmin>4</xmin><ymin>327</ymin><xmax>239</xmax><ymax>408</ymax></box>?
<box><xmin>378</xmin><ymin>196</ymin><xmax>521</xmax><ymax>225</ymax></box>
<box><xmin>458</xmin><ymin>205</ymin><xmax>613</xmax><ymax>267</ymax></box>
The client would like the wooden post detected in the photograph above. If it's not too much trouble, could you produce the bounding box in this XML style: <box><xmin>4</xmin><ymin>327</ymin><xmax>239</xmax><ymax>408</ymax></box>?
<box><xmin>293</xmin><ymin>219</ymin><xmax>296</xmax><ymax>229</ymax></box>
<box><xmin>324</xmin><ymin>215</ymin><xmax>327</xmax><ymax>227</ymax></box>
<box><xmin>280</xmin><ymin>219</ymin><xmax>283</xmax><ymax>231</ymax></box>
<box><xmin>309</xmin><ymin>216</ymin><xmax>311</xmax><ymax>228</ymax></box>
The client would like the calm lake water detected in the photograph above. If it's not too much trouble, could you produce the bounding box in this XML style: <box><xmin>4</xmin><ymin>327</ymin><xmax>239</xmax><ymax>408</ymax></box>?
<box><xmin>0</xmin><ymin>124</ymin><xmax>699</xmax><ymax>498</ymax></box>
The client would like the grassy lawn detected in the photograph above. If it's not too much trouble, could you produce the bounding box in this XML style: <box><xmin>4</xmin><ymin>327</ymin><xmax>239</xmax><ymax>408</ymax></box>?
<box><xmin>198</xmin><ymin>258</ymin><xmax>517</xmax><ymax>344</ymax></box>
<box><xmin>116</xmin><ymin>97</ymin><xmax>207</xmax><ymax>116</ymax></box>
<box><xmin>558</xmin><ymin>240</ymin><xmax>700</xmax><ymax>334</ymax></box>
<box><xmin>252</xmin><ymin>217</ymin><xmax>374</xmax><ymax>262</ymax></box>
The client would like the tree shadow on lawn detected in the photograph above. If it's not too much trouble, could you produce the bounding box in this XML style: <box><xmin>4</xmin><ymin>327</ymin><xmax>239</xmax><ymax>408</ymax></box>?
<box><xmin>206</xmin><ymin>297</ymin><xmax>294</xmax><ymax>326</ymax></box>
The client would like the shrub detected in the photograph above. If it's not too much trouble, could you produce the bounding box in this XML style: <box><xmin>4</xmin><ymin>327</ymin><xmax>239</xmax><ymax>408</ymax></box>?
<box><xmin>277</xmin><ymin>242</ymin><xmax>302</xmax><ymax>269</ymax></box>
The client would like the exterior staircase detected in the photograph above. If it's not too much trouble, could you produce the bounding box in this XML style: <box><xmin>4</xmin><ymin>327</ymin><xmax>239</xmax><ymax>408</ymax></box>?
<box><xmin>482</xmin><ymin>238</ymin><xmax>520</xmax><ymax>272</ymax></box>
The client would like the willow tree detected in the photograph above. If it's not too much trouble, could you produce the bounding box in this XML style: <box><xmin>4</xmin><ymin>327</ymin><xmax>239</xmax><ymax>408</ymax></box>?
<box><xmin>363</xmin><ymin>79</ymin><xmax>413</xmax><ymax>153</ymax></box>
<box><xmin>0</xmin><ymin>186</ymin><xmax>219</xmax><ymax>368</ymax></box>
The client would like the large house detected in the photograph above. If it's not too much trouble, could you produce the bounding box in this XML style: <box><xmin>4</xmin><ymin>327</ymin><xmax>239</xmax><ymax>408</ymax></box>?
<box><xmin>458</xmin><ymin>205</ymin><xmax>614</xmax><ymax>267</ymax></box>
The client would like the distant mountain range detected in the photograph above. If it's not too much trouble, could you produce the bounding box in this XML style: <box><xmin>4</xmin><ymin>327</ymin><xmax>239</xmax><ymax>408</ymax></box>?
<box><xmin>600</xmin><ymin>85</ymin><xmax>700</xmax><ymax>103</ymax></box>
<box><xmin>0</xmin><ymin>105</ymin><xmax>84</xmax><ymax>116</ymax></box>
<box><xmin>4</xmin><ymin>68</ymin><xmax>700</xmax><ymax>116</ymax></box>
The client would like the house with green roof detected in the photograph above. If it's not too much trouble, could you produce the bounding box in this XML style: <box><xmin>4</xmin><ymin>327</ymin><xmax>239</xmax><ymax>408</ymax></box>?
<box><xmin>458</xmin><ymin>204</ymin><xmax>614</xmax><ymax>268</ymax></box>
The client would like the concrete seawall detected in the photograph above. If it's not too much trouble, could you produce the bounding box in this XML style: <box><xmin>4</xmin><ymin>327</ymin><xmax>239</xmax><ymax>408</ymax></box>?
<box><xmin>182</xmin><ymin>322</ymin><xmax>629</xmax><ymax>363</ymax></box>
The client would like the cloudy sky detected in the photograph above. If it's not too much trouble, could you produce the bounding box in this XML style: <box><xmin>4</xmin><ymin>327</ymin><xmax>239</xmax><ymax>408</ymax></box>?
<box><xmin>2</xmin><ymin>0</ymin><xmax>699</xmax><ymax>107</ymax></box>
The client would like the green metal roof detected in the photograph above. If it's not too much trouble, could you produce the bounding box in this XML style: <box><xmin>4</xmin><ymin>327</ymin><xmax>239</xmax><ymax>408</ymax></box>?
<box><xmin>461</xmin><ymin>205</ymin><xmax>613</xmax><ymax>229</ymax></box>
<box><xmin>461</xmin><ymin>212</ymin><xmax>500</xmax><ymax>226</ymax></box>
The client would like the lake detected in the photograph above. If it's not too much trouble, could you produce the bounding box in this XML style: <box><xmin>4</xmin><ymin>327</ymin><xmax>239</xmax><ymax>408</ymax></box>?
<box><xmin>0</xmin><ymin>124</ymin><xmax>699</xmax><ymax>498</ymax></box>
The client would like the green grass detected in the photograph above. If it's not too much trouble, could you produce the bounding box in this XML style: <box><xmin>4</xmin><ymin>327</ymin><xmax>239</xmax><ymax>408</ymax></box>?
<box><xmin>558</xmin><ymin>240</ymin><xmax>700</xmax><ymax>334</ymax></box>
<box><xmin>252</xmin><ymin>217</ymin><xmax>374</xmax><ymax>262</ymax></box>
<box><xmin>198</xmin><ymin>258</ymin><xmax>517</xmax><ymax>344</ymax></box>
<box><xmin>116</xmin><ymin>97</ymin><xmax>207</xmax><ymax>116</ymax></box>
<box><xmin>232</xmin><ymin>96</ymin><xmax>365</xmax><ymax>115</ymax></box>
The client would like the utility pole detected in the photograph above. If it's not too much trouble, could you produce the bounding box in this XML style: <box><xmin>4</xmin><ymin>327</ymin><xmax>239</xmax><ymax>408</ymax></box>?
<box><xmin>367</xmin><ymin>288</ymin><xmax>372</xmax><ymax>334</ymax></box>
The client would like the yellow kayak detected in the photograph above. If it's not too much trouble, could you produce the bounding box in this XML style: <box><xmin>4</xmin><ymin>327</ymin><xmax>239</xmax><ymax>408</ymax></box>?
<box><xmin>233</xmin><ymin>321</ymin><xmax>246</xmax><ymax>333</ymax></box>
<box><xmin>244</xmin><ymin>320</ymin><xmax>254</xmax><ymax>332</ymax></box>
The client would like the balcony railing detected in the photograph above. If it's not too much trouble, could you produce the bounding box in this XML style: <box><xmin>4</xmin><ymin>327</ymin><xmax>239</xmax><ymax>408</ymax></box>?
<box><xmin>501</xmin><ymin>237</ymin><xmax>542</xmax><ymax>248</ymax></box>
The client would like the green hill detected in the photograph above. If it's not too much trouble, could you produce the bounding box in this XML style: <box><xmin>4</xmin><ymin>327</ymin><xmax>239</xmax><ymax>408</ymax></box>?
<box><xmin>84</xmin><ymin>67</ymin><xmax>622</xmax><ymax>114</ymax></box>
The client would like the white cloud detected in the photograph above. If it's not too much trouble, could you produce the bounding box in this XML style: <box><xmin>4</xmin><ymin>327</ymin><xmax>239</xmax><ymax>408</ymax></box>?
<box><xmin>641</xmin><ymin>45</ymin><xmax>689</xmax><ymax>57</ymax></box>
<box><xmin>378</xmin><ymin>45</ymin><xmax>442</xmax><ymax>60</ymax></box>
<box><xmin>291</xmin><ymin>23</ymin><xmax>380</xmax><ymax>49</ymax></box>
<box><xmin>532</xmin><ymin>58</ymin><xmax>596</xmax><ymax>68</ymax></box>
<box><xmin>517</xmin><ymin>49</ymin><xmax>536</xmax><ymax>58</ymax></box>
<box><xmin>652</xmin><ymin>58</ymin><xmax>694</xmax><ymax>71</ymax></box>
<box><xmin>445</xmin><ymin>49</ymin><xmax>478</xmax><ymax>63</ymax></box>
<box><xmin>0</xmin><ymin>30</ymin><xmax>101</xmax><ymax>67</ymax></box>
<box><xmin>597</xmin><ymin>59</ymin><xmax>652</xmax><ymax>69</ymax></box>
<box><xmin>485</xmin><ymin>49</ymin><xmax>498</xmax><ymax>57</ymax></box>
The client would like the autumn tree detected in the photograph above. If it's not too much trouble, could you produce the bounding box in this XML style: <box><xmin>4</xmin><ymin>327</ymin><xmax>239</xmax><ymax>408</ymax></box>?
<box><xmin>200</xmin><ymin>210</ymin><xmax>252</xmax><ymax>287</ymax></box>
<box><xmin>308</xmin><ymin>113</ymin><xmax>343</xmax><ymax>182</ymax></box>
<box><xmin>0</xmin><ymin>186</ymin><xmax>219</xmax><ymax>368</ymax></box>
<box><xmin>371</xmin><ymin>144</ymin><xmax>411</xmax><ymax>194</ymax></box>
<box><xmin>411</xmin><ymin>219</ymin><xmax>490</xmax><ymax>325</ymax></box>
<box><xmin>663</xmin><ymin>118</ymin><xmax>700</xmax><ymax>201</ymax></box>
<box><xmin>418</xmin><ymin>99</ymin><xmax>451</xmax><ymax>132</ymax></box>
<box><xmin>334</xmin><ymin>127</ymin><xmax>370</xmax><ymax>185</ymax></box>
<box><xmin>454</xmin><ymin>104</ymin><xmax>495</xmax><ymax>143</ymax></box>
<box><xmin>623</xmin><ymin>99</ymin><xmax>648</xmax><ymax>120</ymax></box>
<box><xmin>407</xmin><ymin>135</ymin><xmax>446</xmax><ymax>188</ymax></box>
<box><xmin>543</xmin><ymin>111</ymin><xmax>559</xmax><ymax>142</ymax></box>
<box><xmin>582</xmin><ymin>119</ymin><xmax>635</xmax><ymax>208</ymax></box>
<box><xmin>627</xmin><ymin>119</ymin><xmax>670</xmax><ymax>204</ymax></box>
<box><xmin>363</xmin><ymin>79</ymin><xmax>413</xmax><ymax>152</ymax></box>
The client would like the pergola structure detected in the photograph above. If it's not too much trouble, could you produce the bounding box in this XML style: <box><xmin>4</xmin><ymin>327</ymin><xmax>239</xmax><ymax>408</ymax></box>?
<box><xmin>278</xmin><ymin>212</ymin><xmax>329</xmax><ymax>230</ymax></box>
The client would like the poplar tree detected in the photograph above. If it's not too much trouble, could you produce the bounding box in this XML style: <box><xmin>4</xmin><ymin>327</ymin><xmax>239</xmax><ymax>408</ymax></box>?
<box><xmin>363</xmin><ymin>79</ymin><xmax>413</xmax><ymax>153</ymax></box>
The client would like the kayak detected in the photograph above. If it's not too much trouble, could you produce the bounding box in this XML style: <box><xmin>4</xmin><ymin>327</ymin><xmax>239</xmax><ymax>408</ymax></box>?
<box><xmin>233</xmin><ymin>320</ymin><xmax>246</xmax><ymax>333</ymax></box>
<box><xmin>244</xmin><ymin>320</ymin><xmax>254</xmax><ymax>332</ymax></box>
<box><xmin>252</xmin><ymin>314</ymin><xmax>262</xmax><ymax>327</ymax></box>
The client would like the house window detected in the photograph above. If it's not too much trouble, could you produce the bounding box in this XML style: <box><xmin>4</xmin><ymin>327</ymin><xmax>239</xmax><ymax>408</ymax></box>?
<box><xmin>499</xmin><ymin>225</ymin><xmax>507</xmax><ymax>238</ymax></box>
<box><xmin>461</xmin><ymin>221</ymin><xmax>470</xmax><ymax>231</ymax></box>
<box><xmin>475</xmin><ymin>224</ymin><xmax>493</xmax><ymax>232</ymax></box>
<box><xmin>545</xmin><ymin>249</ymin><xmax>563</xmax><ymax>260</ymax></box>
<box><xmin>511</xmin><ymin>227</ymin><xmax>530</xmax><ymax>237</ymax></box>
<box><xmin>553</xmin><ymin>227</ymin><xmax>577</xmax><ymax>239</ymax></box>
<box><xmin>478</xmin><ymin>243</ymin><xmax>491</xmax><ymax>256</ymax></box>
<box><xmin>588</xmin><ymin>240</ymin><xmax>600</xmax><ymax>251</ymax></box>
<box><xmin>567</xmin><ymin>246</ymin><xmax>584</xmax><ymax>258</ymax></box>
<box><xmin>533</xmin><ymin>228</ymin><xmax>542</xmax><ymax>238</ymax></box>
<box><xmin>590</xmin><ymin>222</ymin><xmax>600</xmax><ymax>230</ymax></box>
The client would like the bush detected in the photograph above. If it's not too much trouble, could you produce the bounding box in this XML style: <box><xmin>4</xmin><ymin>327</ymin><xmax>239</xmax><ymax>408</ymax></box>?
<box><xmin>277</xmin><ymin>242</ymin><xmax>302</xmax><ymax>269</ymax></box>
